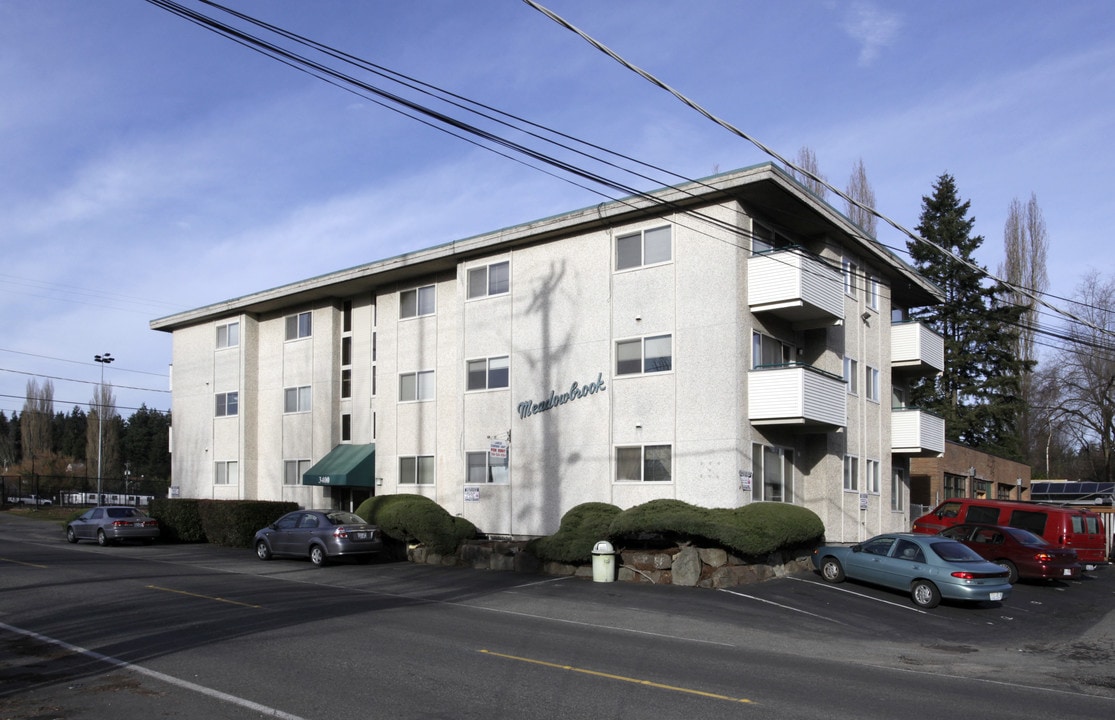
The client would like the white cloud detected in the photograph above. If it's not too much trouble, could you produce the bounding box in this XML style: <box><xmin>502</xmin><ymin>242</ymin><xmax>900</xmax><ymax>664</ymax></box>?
<box><xmin>839</xmin><ymin>1</ymin><xmax>903</xmax><ymax>67</ymax></box>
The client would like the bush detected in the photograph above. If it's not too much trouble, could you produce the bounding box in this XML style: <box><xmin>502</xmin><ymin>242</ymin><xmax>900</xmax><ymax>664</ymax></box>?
<box><xmin>356</xmin><ymin>494</ymin><xmax>478</xmax><ymax>555</ymax></box>
<box><xmin>149</xmin><ymin>498</ymin><xmax>206</xmax><ymax>543</ymax></box>
<box><xmin>606</xmin><ymin>499</ymin><xmax>824</xmax><ymax>558</ymax></box>
<box><xmin>148</xmin><ymin>498</ymin><xmax>298</xmax><ymax>546</ymax></box>
<box><xmin>526</xmin><ymin>502</ymin><xmax>622</xmax><ymax>563</ymax></box>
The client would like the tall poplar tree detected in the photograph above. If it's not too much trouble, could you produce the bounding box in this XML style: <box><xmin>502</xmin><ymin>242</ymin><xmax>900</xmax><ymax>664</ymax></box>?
<box><xmin>906</xmin><ymin>173</ymin><xmax>1028</xmax><ymax>458</ymax></box>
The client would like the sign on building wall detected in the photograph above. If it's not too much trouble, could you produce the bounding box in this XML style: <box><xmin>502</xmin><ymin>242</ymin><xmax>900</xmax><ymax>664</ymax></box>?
<box><xmin>464</xmin><ymin>487</ymin><xmax>480</xmax><ymax>502</ymax></box>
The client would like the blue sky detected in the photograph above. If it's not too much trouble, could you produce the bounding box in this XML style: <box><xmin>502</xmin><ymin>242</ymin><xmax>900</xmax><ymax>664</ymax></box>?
<box><xmin>2</xmin><ymin>0</ymin><xmax>1113</xmax><ymax>419</ymax></box>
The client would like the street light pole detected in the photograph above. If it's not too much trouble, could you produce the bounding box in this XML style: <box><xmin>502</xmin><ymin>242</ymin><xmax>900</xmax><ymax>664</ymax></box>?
<box><xmin>94</xmin><ymin>353</ymin><xmax>114</xmax><ymax>502</ymax></box>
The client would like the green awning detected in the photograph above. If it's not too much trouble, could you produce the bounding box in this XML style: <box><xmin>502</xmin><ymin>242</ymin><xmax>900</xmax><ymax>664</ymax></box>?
<box><xmin>302</xmin><ymin>444</ymin><xmax>376</xmax><ymax>487</ymax></box>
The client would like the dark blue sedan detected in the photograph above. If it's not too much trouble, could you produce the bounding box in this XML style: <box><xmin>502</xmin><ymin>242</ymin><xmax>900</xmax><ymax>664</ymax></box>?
<box><xmin>811</xmin><ymin>532</ymin><xmax>1012</xmax><ymax>608</ymax></box>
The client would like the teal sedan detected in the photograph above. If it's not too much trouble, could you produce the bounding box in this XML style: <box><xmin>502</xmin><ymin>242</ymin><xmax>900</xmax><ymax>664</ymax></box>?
<box><xmin>811</xmin><ymin>532</ymin><xmax>1012</xmax><ymax>608</ymax></box>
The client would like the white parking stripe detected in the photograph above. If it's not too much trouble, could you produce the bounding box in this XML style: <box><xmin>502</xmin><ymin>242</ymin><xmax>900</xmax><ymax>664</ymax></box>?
<box><xmin>0</xmin><ymin>622</ymin><xmax>309</xmax><ymax>720</ymax></box>
<box><xmin>718</xmin><ymin>587</ymin><xmax>849</xmax><ymax>624</ymax></box>
<box><xmin>786</xmin><ymin>576</ymin><xmax>928</xmax><ymax>614</ymax></box>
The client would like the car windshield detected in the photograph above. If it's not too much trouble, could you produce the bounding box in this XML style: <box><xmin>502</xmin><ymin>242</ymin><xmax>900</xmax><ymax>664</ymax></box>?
<box><xmin>1003</xmin><ymin>527</ymin><xmax>1048</xmax><ymax>546</ymax></box>
<box><xmin>929</xmin><ymin>539</ymin><xmax>985</xmax><ymax>563</ymax></box>
<box><xmin>326</xmin><ymin>512</ymin><xmax>365</xmax><ymax>525</ymax></box>
<box><xmin>106</xmin><ymin>508</ymin><xmax>142</xmax><ymax>519</ymax></box>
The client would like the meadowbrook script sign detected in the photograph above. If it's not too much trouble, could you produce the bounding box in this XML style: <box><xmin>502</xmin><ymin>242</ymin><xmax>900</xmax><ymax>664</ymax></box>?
<box><xmin>517</xmin><ymin>372</ymin><xmax>606</xmax><ymax>419</ymax></box>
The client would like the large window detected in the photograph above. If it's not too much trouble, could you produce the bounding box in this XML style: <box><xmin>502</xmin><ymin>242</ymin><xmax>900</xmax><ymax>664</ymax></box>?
<box><xmin>844</xmin><ymin>357</ymin><xmax>859</xmax><ymax>394</ymax></box>
<box><xmin>467</xmin><ymin>261</ymin><xmax>510</xmax><ymax>299</ymax></box>
<box><xmin>866</xmin><ymin>459</ymin><xmax>880</xmax><ymax>494</ymax></box>
<box><xmin>284</xmin><ymin>385</ymin><xmax>311</xmax><ymax>413</ymax></box>
<box><xmin>752</xmin><ymin>443</ymin><xmax>794</xmax><ymax>503</ymax></box>
<box><xmin>615</xmin><ymin>226</ymin><xmax>671</xmax><ymax>270</ymax></box>
<box><xmin>866</xmin><ymin>276</ymin><xmax>879</xmax><ymax>310</ymax></box>
<box><xmin>215</xmin><ymin>391</ymin><xmax>238</xmax><ymax>417</ymax></box>
<box><xmin>399</xmin><ymin>371</ymin><xmax>435</xmax><ymax>402</ymax></box>
<box><xmin>216</xmin><ymin>321</ymin><xmax>239</xmax><ymax>349</ymax></box>
<box><xmin>285</xmin><ymin>311</ymin><xmax>312</xmax><ymax>340</ymax></box>
<box><xmin>215</xmin><ymin>460</ymin><xmax>238</xmax><ymax>486</ymax></box>
<box><xmin>753</xmin><ymin>332</ymin><xmax>792</xmax><ymax>368</ymax></box>
<box><xmin>891</xmin><ymin>467</ymin><xmax>906</xmax><ymax>511</ymax></box>
<box><xmin>466</xmin><ymin>450</ymin><xmax>509</xmax><ymax>485</ymax></box>
<box><xmin>341</xmin><ymin>413</ymin><xmax>351</xmax><ymax>442</ymax></box>
<box><xmin>467</xmin><ymin>356</ymin><xmax>509</xmax><ymax>391</ymax></box>
<box><xmin>615</xmin><ymin>445</ymin><xmax>672</xmax><ymax>482</ymax></box>
<box><xmin>399</xmin><ymin>455</ymin><xmax>435</xmax><ymax>485</ymax></box>
<box><xmin>843</xmin><ymin>455</ymin><xmax>859</xmax><ymax>492</ymax></box>
<box><xmin>616</xmin><ymin>335</ymin><xmax>672</xmax><ymax>375</ymax></box>
<box><xmin>400</xmin><ymin>285</ymin><xmax>435</xmax><ymax>318</ymax></box>
<box><xmin>842</xmin><ymin>258</ymin><xmax>859</xmax><ymax>297</ymax></box>
<box><xmin>944</xmin><ymin>472</ymin><xmax>967</xmax><ymax>498</ymax></box>
<box><xmin>284</xmin><ymin>459</ymin><xmax>310</xmax><ymax>485</ymax></box>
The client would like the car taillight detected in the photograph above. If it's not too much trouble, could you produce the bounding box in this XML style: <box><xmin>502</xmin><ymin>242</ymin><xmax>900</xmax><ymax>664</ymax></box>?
<box><xmin>951</xmin><ymin>571</ymin><xmax>1005</xmax><ymax>580</ymax></box>
<box><xmin>112</xmin><ymin>520</ymin><xmax>130</xmax><ymax>527</ymax></box>
<box><xmin>1034</xmin><ymin>553</ymin><xmax>1056</xmax><ymax>563</ymax></box>
<box><xmin>334</xmin><ymin>527</ymin><xmax>348</xmax><ymax>539</ymax></box>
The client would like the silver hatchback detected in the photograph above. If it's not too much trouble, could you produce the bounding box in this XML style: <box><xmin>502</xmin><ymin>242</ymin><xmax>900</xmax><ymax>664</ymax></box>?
<box><xmin>254</xmin><ymin>509</ymin><xmax>384</xmax><ymax>566</ymax></box>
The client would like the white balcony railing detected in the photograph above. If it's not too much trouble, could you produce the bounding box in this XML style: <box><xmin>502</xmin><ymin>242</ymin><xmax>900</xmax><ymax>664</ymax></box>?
<box><xmin>891</xmin><ymin>321</ymin><xmax>944</xmax><ymax>376</ymax></box>
<box><xmin>748</xmin><ymin>363</ymin><xmax>846</xmax><ymax>429</ymax></box>
<box><xmin>892</xmin><ymin>408</ymin><xmax>946</xmax><ymax>455</ymax></box>
<box><xmin>748</xmin><ymin>249</ymin><xmax>843</xmax><ymax>325</ymax></box>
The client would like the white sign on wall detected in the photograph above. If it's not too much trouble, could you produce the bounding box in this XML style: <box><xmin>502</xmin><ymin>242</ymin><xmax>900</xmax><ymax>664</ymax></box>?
<box><xmin>464</xmin><ymin>487</ymin><xmax>480</xmax><ymax>502</ymax></box>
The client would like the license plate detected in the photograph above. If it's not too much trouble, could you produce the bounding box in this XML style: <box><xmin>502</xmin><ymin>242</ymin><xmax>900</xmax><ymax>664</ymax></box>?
<box><xmin>1063</xmin><ymin>569</ymin><xmax>1074</xmax><ymax>576</ymax></box>
<box><xmin>355</xmin><ymin>532</ymin><xmax>367</xmax><ymax>539</ymax></box>
<box><xmin>989</xmin><ymin>592</ymin><xmax>1004</xmax><ymax>601</ymax></box>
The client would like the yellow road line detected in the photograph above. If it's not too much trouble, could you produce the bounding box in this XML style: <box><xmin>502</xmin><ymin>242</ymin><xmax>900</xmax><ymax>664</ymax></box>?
<box><xmin>147</xmin><ymin>585</ymin><xmax>262</xmax><ymax>608</ymax></box>
<box><xmin>479</xmin><ymin>649</ymin><xmax>753</xmax><ymax>704</ymax></box>
<box><xmin>0</xmin><ymin>557</ymin><xmax>49</xmax><ymax>568</ymax></box>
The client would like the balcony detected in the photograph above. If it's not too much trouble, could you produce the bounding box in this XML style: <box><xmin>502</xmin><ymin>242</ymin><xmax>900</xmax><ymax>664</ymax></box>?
<box><xmin>748</xmin><ymin>363</ymin><xmax>846</xmax><ymax>430</ymax></box>
<box><xmin>748</xmin><ymin>249</ymin><xmax>843</xmax><ymax>327</ymax></box>
<box><xmin>891</xmin><ymin>408</ymin><xmax>945</xmax><ymax>455</ymax></box>
<box><xmin>891</xmin><ymin>321</ymin><xmax>944</xmax><ymax>376</ymax></box>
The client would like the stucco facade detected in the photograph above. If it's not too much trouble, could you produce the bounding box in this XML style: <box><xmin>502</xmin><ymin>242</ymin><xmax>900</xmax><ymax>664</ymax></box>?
<box><xmin>151</xmin><ymin>164</ymin><xmax>946</xmax><ymax>542</ymax></box>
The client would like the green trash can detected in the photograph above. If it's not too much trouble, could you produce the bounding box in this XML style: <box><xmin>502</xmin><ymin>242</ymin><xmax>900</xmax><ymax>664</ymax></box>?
<box><xmin>591</xmin><ymin>540</ymin><xmax>615</xmax><ymax>582</ymax></box>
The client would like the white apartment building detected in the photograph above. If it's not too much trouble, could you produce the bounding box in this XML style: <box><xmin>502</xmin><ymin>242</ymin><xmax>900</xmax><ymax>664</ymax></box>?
<box><xmin>151</xmin><ymin>163</ymin><xmax>946</xmax><ymax>543</ymax></box>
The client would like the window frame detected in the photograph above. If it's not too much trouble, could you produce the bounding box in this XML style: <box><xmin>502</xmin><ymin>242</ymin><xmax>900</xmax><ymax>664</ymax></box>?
<box><xmin>283</xmin><ymin>459</ymin><xmax>310</xmax><ymax>486</ymax></box>
<box><xmin>615</xmin><ymin>444</ymin><xmax>672</xmax><ymax>483</ymax></box>
<box><xmin>283</xmin><ymin>385</ymin><xmax>312</xmax><ymax>414</ymax></box>
<box><xmin>865</xmin><ymin>365</ymin><xmax>880</xmax><ymax>402</ymax></box>
<box><xmin>399</xmin><ymin>455</ymin><xmax>435</xmax><ymax>485</ymax></box>
<box><xmin>866</xmin><ymin>458</ymin><xmax>881</xmax><ymax>494</ymax></box>
<box><xmin>752</xmin><ymin>443</ymin><xmax>794</xmax><ymax>503</ymax></box>
<box><xmin>215</xmin><ymin>460</ymin><xmax>239</xmax><ymax>486</ymax></box>
<box><xmin>284</xmin><ymin>311</ymin><xmax>312</xmax><ymax>341</ymax></box>
<box><xmin>615</xmin><ymin>225</ymin><xmax>672</xmax><ymax>271</ymax></box>
<box><xmin>844</xmin><ymin>357</ymin><xmax>859</xmax><ymax>395</ymax></box>
<box><xmin>615</xmin><ymin>334</ymin><xmax>673</xmax><ymax>376</ymax></box>
<box><xmin>466</xmin><ymin>449</ymin><xmax>510</xmax><ymax>485</ymax></box>
<box><xmin>467</xmin><ymin>261</ymin><xmax>510</xmax><ymax>300</ymax></box>
<box><xmin>466</xmin><ymin>356</ymin><xmax>510</xmax><ymax>391</ymax></box>
<box><xmin>400</xmin><ymin>285</ymin><xmax>436</xmax><ymax>319</ymax></box>
<box><xmin>842</xmin><ymin>257</ymin><xmax>859</xmax><ymax>298</ymax></box>
<box><xmin>891</xmin><ymin>466</ymin><xmax>906</xmax><ymax>511</ymax></box>
<box><xmin>843</xmin><ymin>455</ymin><xmax>859</xmax><ymax>492</ymax></box>
<box><xmin>215</xmin><ymin>391</ymin><xmax>239</xmax><ymax>418</ymax></box>
<box><xmin>399</xmin><ymin>370</ymin><xmax>435</xmax><ymax>402</ymax></box>
<box><xmin>753</xmin><ymin>332</ymin><xmax>793</xmax><ymax>369</ymax></box>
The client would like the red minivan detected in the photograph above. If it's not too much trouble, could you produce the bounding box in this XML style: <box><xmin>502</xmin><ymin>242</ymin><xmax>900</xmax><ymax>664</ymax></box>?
<box><xmin>912</xmin><ymin>498</ymin><xmax>1107</xmax><ymax>568</ymax></box>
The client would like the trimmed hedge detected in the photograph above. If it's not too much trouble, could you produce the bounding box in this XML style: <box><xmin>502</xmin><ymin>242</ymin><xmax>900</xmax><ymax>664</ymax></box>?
<box><xmin>148</xmin><ymin>498</ymin><xmax>298</xmax><ymax>547</ymax></box>
<box><xmin>529</xmin><ymin>499</ymin><xmax>824</xmax><ymax>563</ymax></box>
<box><xmin>356</xmin><ymin>494</ymin><xmax>478</xmax><ymax>555</ymax></box>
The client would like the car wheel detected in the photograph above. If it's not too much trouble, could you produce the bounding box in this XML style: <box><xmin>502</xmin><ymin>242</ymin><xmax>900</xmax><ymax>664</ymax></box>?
<box><xmin>255</xmin><ymin>540</ymin><xmax>272</xmax><ymax>561</ymax></box>
<box><xmin>66</xmin><ymin>527</ymin><xmax>78</xmax><ymax>544</ymax></box>
<box><xmin>96</xmin><ymin>529</ymin><xmax>111</xmax><ymax>547</ymax></box>
<box><xmin>995</xmin><ymin>559</ymin><xmax>1019</xmax><ymax>584</ymax></box>
<box><xmin>820</xmin><ymin>557</ymin><xmax>845</xmax><ymax>583</ymax></box>
<box><xmin>911</xmin><ymin>580</ymin><xmax>941</xmax><ymax>609</ymax></box>
<box><xmin>309</xmin><ymin>545</ymin><xmax>327</xmax><ymax>567</ymax></box>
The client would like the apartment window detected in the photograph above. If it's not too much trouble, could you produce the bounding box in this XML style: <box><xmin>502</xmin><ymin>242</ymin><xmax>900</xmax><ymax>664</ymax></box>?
<box><xmin>284</xmin><ymin>385</ymin><xmax>311</xmax><ymax>413</ymax></box>
<box><xmin>866</xmin><ymin>276</ymin><xmax>879</xmax><ymax>310</ymax></box>
<box><xmin>285</xmin><ymin>311</ymin><xmax>312</xmax><ymax>340</ymax></box>
<box><xmin>467</xmin><ymin>356</ymin><xmax>509</xmax><ymax>391</ymax></box>
<box><xmin>752</xmin><ymin>443</ymin><xmax>794</xmax><ymax>503</ymax></box>
<box><xmin>891</xmin><ymin>467</ymin><xmax>906</xmax><ymax>511</ymax></box>
<box><xmin>400</xmin><ymin>285</ymin><xmax>435</xmax><ymax>318</ymax></box>
<box><xmin>843</xmin><ymin>455</ymin><xmax>859</xmax><ymax>492</ymax></box>
<box><xmin>341</xmin><ymin>369</ymin><xmax>351</xmax><ymax>399</ymax></box>
<box><xmin>843</xmin><ymin>357</ymin><xmax>859</xmax><ymax>394</ymax></box>
<box><xmin>865</xmin><ymin>366</ymin><xmax>880</xmax><ymax>402</ymax></box>
<box><xmin>615</xmin><ymin>226</ymin><xmax>671</xmax><ymax>270</ymax></box>
<box><xmin>216</xmin><ymin>321</ymin><xmax>239</xmax><ymax>349</ymax></box>
<box><xmin>284</xmin><ymin>459</ymin><xmax>310</xmax><ymax>485</ymax></box>
<box><xmin>866</xmin><ymin>459</ymin><xmax>880</xmax><ymax>494</ymax></box>
<box><xmin>466</xmin><ymin>450</ymin><xmax>510</xmax><ymax>485</ymax></box>
<box><xmin>342</xmin><ymin>300</ymin><xmax>352</xmax><ymax>333</ymax></box>
<box><xmin>399</xmin><ymin>371</ymin><xmax>435</xmax><ymax>402</ymax></box>
<box><xmin>944</xmin><ymin>472</ymin><xmax>967</xmax><ymax>498</ymax></box>
<box><xmin>753</xmin><ymin>332</ymin><xmax>792</xmax><ymax>368</ymax></box>
<box><xmin>843</xmin><ymin>258</ymin><xmax>859</xmax><ymax>297</ymax></box>
<box><xmin>341</xmin><ymin>413</ymin><xmax>351</xmax><ymax>442</ymax></box>
<box><xmin>215</xmin><ymin>460</ymin><xmax>238</xmax><ymax>486</ymax></box>
<box><xmin>615</xmin><ymin>445</ymin><xmax>672</xmax><ymax>482</ymax></box>
<box><xmin>215</xmin><ymin>391</ymin><xmax>238</xmax><ymax>417</ymax></box>
<box><xmin>467</xmin><ymin>261</ymin><xmax>510</xmax><ymax>299</ymax></box>
<box><xmin>616</xmin><ymin>335</ymin><xmax>672</xmax><ymax>375</ymax></box>
<box><xmin>341</xmin><ymin>336</ymin><xmax>352</xmax><ymax>366</ymax></box>
<box><xmin>399</xmin><ymin>455</ymin><xmax>435</xmax><ymax>485</ymax></box>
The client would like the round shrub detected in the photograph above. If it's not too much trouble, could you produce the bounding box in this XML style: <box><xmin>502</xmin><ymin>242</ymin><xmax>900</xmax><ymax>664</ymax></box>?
<box><xmin>356</xmin><ymin>494</ymin><xmax>478</xmax><ymax>555</ymax></box>
<box><xmin>527</xmin><ymin>502</ymin><xmax>622</xmax><ymax>563</ymax></box>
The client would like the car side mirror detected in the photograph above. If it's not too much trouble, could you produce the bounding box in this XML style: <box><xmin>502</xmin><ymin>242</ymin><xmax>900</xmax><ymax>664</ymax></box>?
<box><xmin>851</xmin><ymin>544</ymin><xmax>862</xmax><ymax>553</ymax></box>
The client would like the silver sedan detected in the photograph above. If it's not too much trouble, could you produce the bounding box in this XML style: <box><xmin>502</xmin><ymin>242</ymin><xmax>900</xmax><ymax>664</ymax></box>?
<box><xmin>66</xmin><ymin>506</ymin><xmax>160</xmax><ymax>546</ymax></box>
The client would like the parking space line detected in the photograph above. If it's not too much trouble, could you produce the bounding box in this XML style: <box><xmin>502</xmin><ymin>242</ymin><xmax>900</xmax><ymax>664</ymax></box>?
<box><xmin>786</xmin><ymin>576</ymin><xmax>927</xmax><ymax>614</ymax></box>
<box><xmin>0</xmin><ymin>622</ymin><xmax>308</xmax><ymax>720</ymax></box>
<box><xmin>0</xmin><ymin>557</ymin><xmax>48</xmax><ymax>569</ymax></box>
<box><xmin>717</xmin><ymin>587</ymin><xmax>848</xmax><ymax>624</ymax></box>
<box><xmin>147</xmin><ymin>585</ymin><xmax>263</xmax><ymax>608</ymax></box>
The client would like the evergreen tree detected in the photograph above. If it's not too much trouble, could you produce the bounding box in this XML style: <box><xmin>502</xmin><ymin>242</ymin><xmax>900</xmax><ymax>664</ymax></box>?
<box><xmin>121</xmin><ymin>405</ymin><xmax>171</xmax><ymax>484</ymax></box>
<box><xmin>907</xmin><ymin>173</ymin><xmax>1029</xmax><ymax>458</ymax></box>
